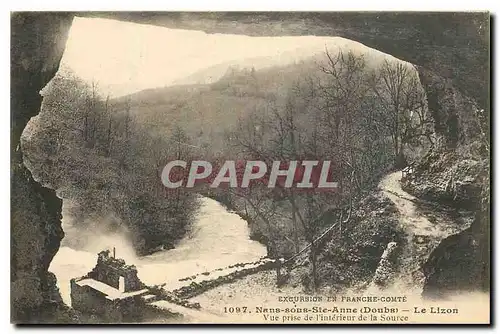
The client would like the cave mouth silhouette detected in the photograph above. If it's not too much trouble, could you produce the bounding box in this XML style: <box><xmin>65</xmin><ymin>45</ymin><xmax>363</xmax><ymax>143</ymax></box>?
<box><xmin>10</xmin><ymin>12</ymin><xmax>490</xmax><ymax>323</ymax></box>
<box><xmin>34</xmin><ymin>14</ymin><xmax>426</xmax><ymax>256</ymax></box>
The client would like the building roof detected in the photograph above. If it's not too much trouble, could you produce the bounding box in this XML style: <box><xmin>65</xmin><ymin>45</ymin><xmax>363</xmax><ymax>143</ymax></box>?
<box><xmin>76</xmin><ymin>278</ymin><xmax>149</xmax><ymax>301</ymax></box>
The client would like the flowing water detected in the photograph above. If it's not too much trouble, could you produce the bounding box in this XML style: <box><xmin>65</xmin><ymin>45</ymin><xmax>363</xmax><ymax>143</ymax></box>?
<box><xmin>49</xmin><ymin>196</ymin><xmax>267</xmax><ymax>306</ymax></box>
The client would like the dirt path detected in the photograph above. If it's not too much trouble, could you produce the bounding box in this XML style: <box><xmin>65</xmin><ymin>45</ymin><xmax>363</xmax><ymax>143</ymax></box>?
<box><xmin>377</xmin><ymin>171</ymin><xmax>472</xmax><ymax>292</ymax></box>
<box><xmin>379</xmin><ymin>171</ymin><xmax>459</xmax><ymax>239</ymax></box>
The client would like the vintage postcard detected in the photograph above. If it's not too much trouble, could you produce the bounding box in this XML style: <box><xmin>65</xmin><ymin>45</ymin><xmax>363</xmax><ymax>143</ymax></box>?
<box><xmin>10</xmin><ymin>12</ymin><xmax>490</xmax><ymax>324</ymax></box>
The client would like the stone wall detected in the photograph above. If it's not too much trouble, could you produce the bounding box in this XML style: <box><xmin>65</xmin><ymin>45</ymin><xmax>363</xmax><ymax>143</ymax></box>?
<box><xmin>173</xmin><ymin>259</ymin><xmax>276</xmax><ymax>299</ymax></box>
<box><xmin>70</xmin><ymin>279</ymin><xmax>111</xmax><ymax>317</ymax></box>
<box><xmin>70</xmin><ymin>279</ymin><xmax>146</xmax><ymax>322</ymax></box>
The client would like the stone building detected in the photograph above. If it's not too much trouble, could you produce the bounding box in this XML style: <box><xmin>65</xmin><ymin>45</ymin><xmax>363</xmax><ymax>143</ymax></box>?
<box><xmin>70</xmin><ymin>249</ymin><xmax>151</xmax><ymax>322</ymax></box>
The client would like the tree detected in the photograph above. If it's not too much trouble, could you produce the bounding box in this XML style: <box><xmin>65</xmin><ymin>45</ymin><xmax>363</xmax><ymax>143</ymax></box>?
<box><xmin>370</xmin><ymin>59</ymin><xmax>431</xmax><ymax>167</ymax></box>
<box><xmin>229</xmin><ymin>77</ymin><xmax>356</xmax><ymax>291</ymax></box>
<box><xmin>82</xmin><ymin>80</ymin><xmax>100</xmax><ymax>148</ymax></box>
<box><xmin>167</xmin><ymin>126</ymin><xmax>194</xmax><ymax>206</ymax></box>
<box><xmin>104</xmin><ymin>95</ymin><xmax>114</xmax><ymax>157</ymax></box>
<box><xmin>117</xmin><ymin>97</ymin><xmax>133</xmax><ymax>168</ymax></box>
<box><xmin>316</xmin><ymin>49</ymin><xmax>370</xmax><ymax>199</ymax></box>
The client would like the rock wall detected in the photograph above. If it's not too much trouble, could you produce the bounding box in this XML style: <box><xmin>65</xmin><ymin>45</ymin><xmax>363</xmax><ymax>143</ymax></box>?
<box><xmin>10</xmin><ymin>12</ymin><xmax>489</xmax><ymax>322</ymax></box>
<box><xmin>11</xmin><ymin>12</ymin><xmax>74</xmax><ymax>323</ymax></box>
<box><xmin>403</xmin><ymin>68</ymin><xmax>490</xmax><ymax>297</ymax></box>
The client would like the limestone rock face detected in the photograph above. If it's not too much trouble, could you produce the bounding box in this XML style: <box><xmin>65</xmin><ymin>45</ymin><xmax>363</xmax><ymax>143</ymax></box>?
<box><xmin>403</xmin><ymin>149</ymin><xmax>487</xmax><ymax>209</ymax></box>
<box><xmin>402</xmin><ymin>68</ymin><xmax>490</xmax><ymax>298</ymax></box>
<box><xmin>11</xmin><ymin>13</ymin><xmax>73</xmax><ymax>323</ymax></box>
<box><xmin>421</xmin><ymin>166</ymin><xmax>490</xmax><ymax>298</ymax></box>
<box><xmin>418</xmin><ymin>159</ymin><xmax>490</xmax><ymax>298</ymax></box>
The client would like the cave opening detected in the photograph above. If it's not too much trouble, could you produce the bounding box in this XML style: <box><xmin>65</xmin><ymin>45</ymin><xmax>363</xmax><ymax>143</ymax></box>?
<box><xmin>13</xmin><ymin>12</ymin><xmax>488</xmax><ymax>324</ymax></box>
<box><xmin>20</xmin><ymin>15</ymin><xmax>433</xmax><ymax>309</ymax></box>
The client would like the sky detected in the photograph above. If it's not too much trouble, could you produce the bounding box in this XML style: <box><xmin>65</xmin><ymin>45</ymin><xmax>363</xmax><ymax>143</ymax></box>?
<box><xmin>60</xmin><ymin>17</ymin><xmax>366</xmax><ymax>97</ymax></box>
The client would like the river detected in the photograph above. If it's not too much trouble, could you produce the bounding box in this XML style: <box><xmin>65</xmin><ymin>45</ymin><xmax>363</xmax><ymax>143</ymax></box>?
<box><xmin>49</xmin><ymin>196</ymin><xmax>267</xmax><ymax>306</ymax></box>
